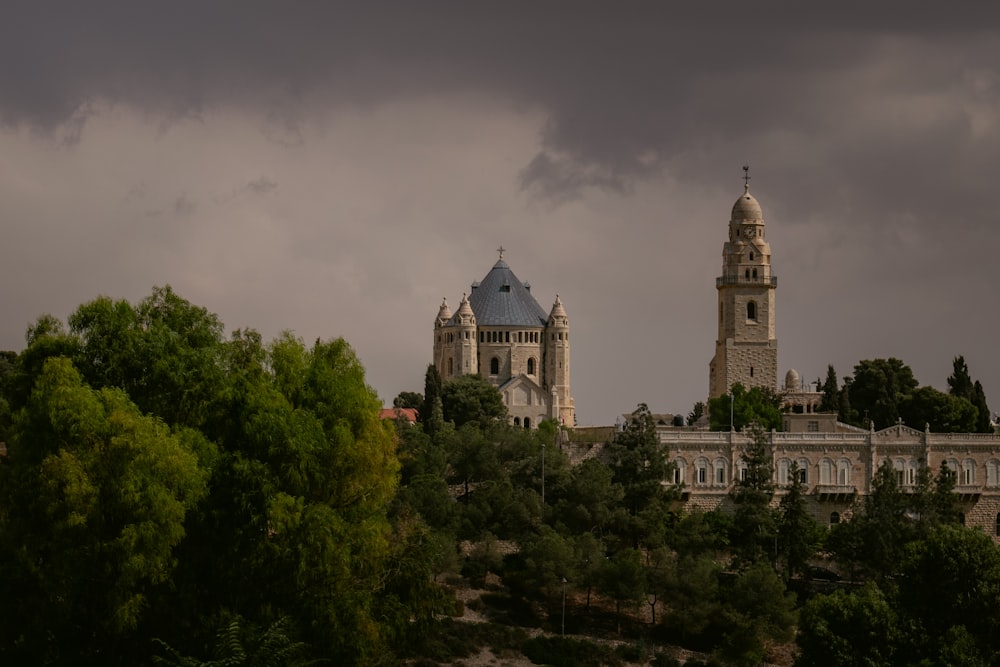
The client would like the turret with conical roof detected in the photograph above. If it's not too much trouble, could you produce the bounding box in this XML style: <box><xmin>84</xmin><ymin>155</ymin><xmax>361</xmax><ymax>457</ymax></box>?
<box><xmin>709</xmin><ymin>169</ymin><xmax>779</xmax><ymax>399</ymax></box>
<box><xmin>545</xmin><ymin>295</ymin><xmax>574</xmax><ymax>425</ymax></box>
<box><xmin>432</xmin><ymin>297</ymin><xmax>453</xmax><ymax>371</ymax></box>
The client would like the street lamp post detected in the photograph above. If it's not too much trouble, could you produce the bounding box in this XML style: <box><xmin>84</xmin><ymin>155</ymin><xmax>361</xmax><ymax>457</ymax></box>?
<box><xmin>561</xmin><ymin>577</ymin><xmax>567</xmax><ymax>635</ymax></box>
<box><xmin>730</xmin><ymin>389</ymin><xmax>734</xmax><ymax>432</ymax></box>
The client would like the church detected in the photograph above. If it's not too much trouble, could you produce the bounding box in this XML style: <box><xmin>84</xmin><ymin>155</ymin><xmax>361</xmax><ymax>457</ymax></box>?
<box><xmin>659</xmin><ymin>173</ymin><xmax>1000</xmax><ymax>536</ymax></box>
<box><xmin>432</xmin><ymin>250</ymin><xmax>575</xmax><ymax>428</ymax></box>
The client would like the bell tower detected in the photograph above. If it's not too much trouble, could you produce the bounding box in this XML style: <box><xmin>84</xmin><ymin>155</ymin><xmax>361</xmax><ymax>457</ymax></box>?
<box><xmin>709</xmin><ymin>167</ymin><xmax>778</xmax><ymax>398</ymax></box>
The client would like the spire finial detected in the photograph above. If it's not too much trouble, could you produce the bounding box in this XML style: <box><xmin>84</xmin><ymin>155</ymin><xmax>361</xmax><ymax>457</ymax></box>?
<box><xmin>497</xmin><ymin>245</ymin><xmax>506</xmax><ymax>260</ymax></box>
<box><xmin>742</xmin><ymin>164</ymin><xmax>751</xmax><ymax>192</ymax></box>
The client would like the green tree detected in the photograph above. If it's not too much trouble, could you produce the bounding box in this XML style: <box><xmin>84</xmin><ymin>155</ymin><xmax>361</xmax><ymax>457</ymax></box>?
<box><xmin>948</xmin><ymin>356</ymin><xmax>993</xmax><ymax>433</ymax></box>
<box><xmin>421</xmin><ymin>364</ymin><xmax>445</xmax><ymax>437</ymax></box>
<box><xmin>971</xmin><ymin>380</ymin><xmax>991</xmax><ymax>433</ymax></box>
<box><xmin>708</xmin><ymin>383</ymin><xmax>782</xmax><ymax>432</ymax></box>
<box><xmin>153</xmin><ymin>615</ymin><xmax>310</xmax><ymax>667</ymax></box>
<box><xmin>948</xmin><ymin>355</ymin><xmax>975</xmax><ymax>399</ymax></box>
<box><xmin>604</xmin><ymin>404</ymin><xmax>675</xmax><ymax>549</ymax></box>
<box><xmin>69</xmin><ymin>286</ymin><xmax>226</xmax><ymax>429</ymax></box>
<box><xmin>819</xmin><ymin>364</ymin><xmax>839</xmax><ymax>412</ymax></box>
<box><xmin>661</xmin><ymin>555</ymin><xmax>722</xmax><ymax>647</ymax></box>
<box><xmin>0</xmin><ymin>358</ymin><xmax>209</xmax><ymax>665</ymax></box>
<box><xmin>393</xmin><ymin>390</ymin><xmax>423</xmax><ymax>411</ymax></box>
<box><xmin>687</xmin><ymin>400</ymin><xmax>705</xmax><ymax>426</ymax></box>
<box><xmin>832</xmin><ymin>461</ymin><xmax>908</xmax><ymax>582</ymax></box>
<box><xmin>597</xmin><ymin>548</ymin><xmax>647</xmax><ymax>634</ymax></box>
<box><xmin>730</xmin><ymin>425</ymin><xmax>776</xmax><ymax>568</ymax></box>
<box><xmin>899</xmin><ymin>386</ymin><xmax>977</xmax><ymax>432</ymax></box>
<box><xmin>895</xmin><ymin>525</ymin><xmax>1000</xmax><ymax>665</ymax></box>
<box><xmin>717</xmin><ymin>561</ymin><xmax>797</xmax><ymax>667</ymax></box>
<box><xmin>440</xmin><ymin>374</ymin><xmax>507</xmax><ymax>428</ymax></box>
<box><xmin>796</xmin><ymin>584</ymin><xmax>899</xmax><ymax>667</ymax></box>
<box><xmin>846</xmin><ymin>358</ymin><xmax>918</xmax><ymax>429</ymax></box>
<box><xmin>777</xmin><ymin>462</ymin><xmax>822</xmax><ymax>581</ymax></box>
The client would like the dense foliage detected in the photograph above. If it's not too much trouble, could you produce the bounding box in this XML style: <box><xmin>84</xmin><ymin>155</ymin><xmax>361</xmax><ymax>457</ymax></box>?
<box><xmin>2</xmin><ymin>292</ymin><xmax>999</xmax><ymax>666</ymax></box>
<box><xmin>823</xmin><ymin>356</ymin><xmax>993</xmax><ymax>432</ymax></box>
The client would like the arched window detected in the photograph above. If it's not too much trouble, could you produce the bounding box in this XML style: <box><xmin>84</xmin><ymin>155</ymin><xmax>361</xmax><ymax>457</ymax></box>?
<box><xmin>830</xmin><ymin>512</ymin><xmax>840</xmax><ymax>526</ymax></box>
<box><xmin>797</xmin><ymin>458</ymin><xmax>809</xmax><ymax>484</ymax></box>
<box><xmin>490</xmin><ymin>357</ymin><xmax>499</xmax><ymax>375</ymax></box>
<box><xmin>819</xmin><ymin>459</ymin><xmax>833</xmax><ymax>485</ymax></box>
<box><xmin>527</xmin><ymin>358</ymin><xmax>535</xmax><ymax>375</ymax></box>
<box><xmin>777</xmin><ymin>458</ymin><xmax>790</xmax><ymax>485</ymax></box>
<box><xmin>963</xmin><ymin>459</ymin><xmax>976</xmax><ymax>485</ymax></box>
<box><xmin>673</xmin><ymin>458</ymin><xmax>686</xmax><ymax>485</ymax></box>
<box><xmin>747</xmin><ymin>301</ymin><xmax>757</xmax><ymax>321</ymax></box>
<box><xmin>695</xmin><ymin>458</ymin><xmax>709</xmax><ymax>485</ymax></box>
<box><xmin>752</xmin><ymin>268</ymin><xmax>758</xmax><ymax>279</ymax></box>
<box><xmin>987</xmin><ymin>460</ymin><xmax>1000</xmax><ymax>487</ymax></box>
<box><xmin>523</xmin><ymin>417</ymin><xmax>531</xmax><ymax>429</ymax></box>
<box><xmin>837</xmin><ymin>459</ymin><xmax>851</xmax><ymax>485</ymax></box>
<box><xmin>745</xmin><ymin>269</ymin><xmax>750</xmax><ymax>280</ymax></box>
<box><xmin>749</xmin><ymin>251</ymin><xmax>755</xmax><ymax>261</ymax></box>
<box><xmin>513</xmin><ymin>417</ymin><xmax>520</xmax><ymax>426</ymax></box>
<box><xmin>447</xmin><ymin>358</ymin><xmax>453</xmax><ymax>376</ymax></box>
<box><xmin>714</xmin><ymin>458</ymin><xmax>728</xmax><ymax>486</ymax></box>
<box><xmin>893</xmin><ymin>459</ymin><xmax>906</xmax><ymax>485</ymax></box>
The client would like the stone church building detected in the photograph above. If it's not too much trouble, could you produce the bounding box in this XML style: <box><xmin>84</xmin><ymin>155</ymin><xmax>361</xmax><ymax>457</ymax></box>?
<box><xmin>661</xmin><ymin>176</ymin><xmax>1000</xmax><ymax>536</ymax></box>
<box><xmin>433</xmin><ymin>252</ymin><xmax>575</xmax><ymax>428</ymax></box>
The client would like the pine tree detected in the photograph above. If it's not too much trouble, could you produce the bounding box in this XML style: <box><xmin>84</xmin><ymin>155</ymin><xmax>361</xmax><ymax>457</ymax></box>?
<box><xmin>819</xmin><ymin>364</ymin><xmax>839</xmax><ymax>412</ymax></box>
<box><xmin>421</xmin><ymin>364</ymin><xmax>444</xmax><ymax>438</ymax></box>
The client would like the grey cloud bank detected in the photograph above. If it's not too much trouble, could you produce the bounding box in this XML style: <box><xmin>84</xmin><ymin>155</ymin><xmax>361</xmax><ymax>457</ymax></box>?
<box><xmin>1</xmin><ymin>2</ymin><xmax>998</xmax><ymax>424</ymax></box>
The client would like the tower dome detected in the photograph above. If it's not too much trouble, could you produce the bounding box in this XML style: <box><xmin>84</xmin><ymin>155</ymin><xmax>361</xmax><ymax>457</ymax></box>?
<box><xmin>436</xmin><ymin>297</ymin><xmax>452</xmax><ymax>325</ymax></box>
<box><xmin>548</xmin><ymin>294</ymin><xmax>568</xmax><ymax>323</ymax></box>
<box><xmin>454</xmin><ymin>293</ymin><xmax>475</xmax><ymax>326</ymax></box>
<box><xmin>785</xmin><ymin>368</ymin><xmax>801</xmax><ymax>391</ymax></box>
<box><xmin>731</xmin><ymin>185</ymin><xmax>763</xmax><ymax>222</ymax></box>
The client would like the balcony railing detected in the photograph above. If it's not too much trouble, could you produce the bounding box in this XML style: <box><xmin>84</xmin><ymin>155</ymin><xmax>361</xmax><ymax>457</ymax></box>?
<box><xmin>717</xmin><ymin>275</ymin><xmax>778</xmax><ymax>287</ymax></box>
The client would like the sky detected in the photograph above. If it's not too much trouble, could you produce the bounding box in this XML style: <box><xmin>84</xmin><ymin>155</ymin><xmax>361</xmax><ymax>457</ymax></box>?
<box><xmin>2</xmin><ymin>2</ymin><xmax>999</xmax><ymax>425</ymax></box>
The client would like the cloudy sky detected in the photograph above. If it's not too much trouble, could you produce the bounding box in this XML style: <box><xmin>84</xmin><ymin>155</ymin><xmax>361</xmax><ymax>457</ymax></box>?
<box><xmin>2</xmin><ymin>3</ymin><xmax>999</xmax><ymax>425</ymax></box>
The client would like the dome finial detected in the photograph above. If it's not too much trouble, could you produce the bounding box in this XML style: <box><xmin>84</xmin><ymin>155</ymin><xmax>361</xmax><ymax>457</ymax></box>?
<box><xmin>742</xmin><ymin>164</ymin><xmax>751</xmax><ymax>193</ymax></box>
<box><xmin>497</xmin><ymin>245</ymin><xmax>506</xmax><ymax>260</ymax></box>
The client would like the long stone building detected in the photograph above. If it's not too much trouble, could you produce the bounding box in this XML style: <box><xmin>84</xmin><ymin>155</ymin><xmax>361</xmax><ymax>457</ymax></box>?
<box><xmin>661</xmin><ymin>175</ymin><xmax>1000</xmax><ymax>535</ymax></box>
<box><xmin>433</xmin><ymin>250</ymin><xmax>575</xmax><ymax>428</ymax></box>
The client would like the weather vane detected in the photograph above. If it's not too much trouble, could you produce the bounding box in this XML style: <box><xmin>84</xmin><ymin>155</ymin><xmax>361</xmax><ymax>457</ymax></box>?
<box><xmin>497</xmin><ymin>245</ymin><xmax>506</xmax><ymax>260</ymax></box>
<box><xmin>742</xmin><ymin>164</ymin><xmax>751</xmax><ymax>187</ymax></box>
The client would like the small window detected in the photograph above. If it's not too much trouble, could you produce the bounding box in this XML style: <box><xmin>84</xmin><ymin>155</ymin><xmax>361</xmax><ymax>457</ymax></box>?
<box><xmin>527</xmin><ymin>358</ymin><xmax>535</xmax><ymax>375</ymax></box>
<box><xmin>752</xmin><ymin>269</ymin><xmax>758</xmax><ymax>279</ymax></box>
<box><xmin>490</xmin><ymin>357</ymin><xmax>499</xmax><ymax>375</ymax></box>
<box><xmin>500</xmin><ymin>284</ymin><xmax>511</xmax><ymax>292</ymax></box>
<box><xmin>749</xmin><ymin>251</ymin><xmax>755</xmax><ymax>260</ymax></box>
<box><xmin>513</xmin><ymin>417</ymin><xmax>520</xmax><ymax>426</ymax></box>
<box><xmin>808</xmin><ymin>421</ymin><xmax>819</xmax><ymax>432</ymax></box>
<box><xmin>717</xmin><ymin>467</ymin><xmax>726</xmax><ymax>484</ymax></box>
<box><xmin>747</xmin><ymin>301</ymin><xmax>757</xmax><ymax>321</ymax></box>
<box><xmin>830</xmin><ymin>512</ymin><xmax>840</xmax><ymax>526</ymax></box>
<box><xmin>524</xmin><ymin>417</ymin><xmax>531</xmax><ymax>429</ymax></box>
<box><xmin>745</xmin><ymin>269</ymin><xmax>750</xmax><ymax>279</ymax></box>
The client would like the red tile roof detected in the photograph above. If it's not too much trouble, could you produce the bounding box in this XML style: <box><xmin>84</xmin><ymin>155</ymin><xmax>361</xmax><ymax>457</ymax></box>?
<box><xmin>379</xmin><ymin>407</ymin><xmax>418</xmax><ymax>423</ymax></box>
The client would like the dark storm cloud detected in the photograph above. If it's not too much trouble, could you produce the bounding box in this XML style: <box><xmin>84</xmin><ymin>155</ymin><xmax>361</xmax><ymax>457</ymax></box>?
<box><xmin>3</xmin><ymin>1</ymin><xmax>1000</xmax><ymax>420</ymax></box>
<box><xmin>5</xmin><ymin>2</ymin><xmax>1000</xmax><ymax>208</ymax></box>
